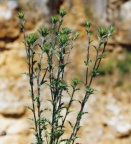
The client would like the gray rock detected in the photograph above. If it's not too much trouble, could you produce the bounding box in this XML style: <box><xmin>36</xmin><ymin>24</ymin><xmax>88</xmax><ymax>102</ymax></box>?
<box><xmin>7</xmin><ymin>0</ymin><xmax>19</xmax><ymax>9</ymax></box>
<box><xmin>120</xmin><ymin>1</ymin><xmax>131</xmax><ymax>21</ymax></box>
<box><xmin>115</xmin><ymin>121</ymin><xmax>131</xmax><ymax>137</ymax></box>
<box><xmin>0</xmin><ymin>102</ymin><xmax>26</xmax><ymax>116</ymax></box>
<box><xmin>7</xmin><ymin>119</ymin><xmax>30</xmax><ymax>135</ymax></box>
<box><xmin>0</xmin><ymin>5</ymin><xmax>12</xmax><ymax>20</ymax></box>
<box><xmin>84</xmin><ymin>0</ymin><xmax>131</xmax><ymax>44</ymax></box>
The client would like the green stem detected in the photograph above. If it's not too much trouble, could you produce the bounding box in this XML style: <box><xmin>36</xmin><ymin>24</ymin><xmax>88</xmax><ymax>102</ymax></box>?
<box><xmin>29</xmin><ymin>48</ymin><xmax>38</xmax><ymax>140</ymax></box>
<box><xmin>86</xmin><ymin>33</ymin><xmax>90</xmax><ymax>85</ymax></box>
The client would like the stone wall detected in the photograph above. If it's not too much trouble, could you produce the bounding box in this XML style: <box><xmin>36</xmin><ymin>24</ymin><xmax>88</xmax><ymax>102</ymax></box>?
<box><xmin>84</xmin><ymin>0</ymin><xmax>107</xmax><ymax>24</ymax></box>
<box><xmin>0</xmin><ymin>1</ymin><xmax>131</xmax><ymax>144</ymax></box>
<box><xmin>84</xmin><ymin>0</ymin><xmax>131</xmax><ymax>45</ymax></box>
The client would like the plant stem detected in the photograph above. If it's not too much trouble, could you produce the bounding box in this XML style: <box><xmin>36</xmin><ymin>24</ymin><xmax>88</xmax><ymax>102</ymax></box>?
<box><xmin>29</xmin><ymin>49</ymin><xmax>38</xmax><ymax>139</ymax></box>
<box><xmin>86</xmin><ymin>33</ymin><xmax>90</xmax><ymax>85</ymax></box>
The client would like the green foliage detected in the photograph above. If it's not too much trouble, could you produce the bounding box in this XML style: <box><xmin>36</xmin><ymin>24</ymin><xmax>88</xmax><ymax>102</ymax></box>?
<box><xmin>84</xmin><ymin>7</ymin><xmax>93</xmax><ymax>19</ymax></box>
<box><xmin>44</xmin><ymin>45</ymin><xmax>50</xmax><ymax>54</ymax></box>
<box><xmin>97</xmin><ymin>51</ymin><xmax>131</xmax><ymax>76</ymax></box>
<box><xmin>98</xmin><ymin>60</ymin><xmax>114</xmax><ymax>75</ymax></box>
<box><xmin>19</xmin><ymin>9</ymin><xmax>114</xmax><ymax>144</ymax></box>
<box><xmin>108</xmin><ymin>26</ymin><xmax>116</xmax><ymax>36</ymax></box>
<box><xmin>116</xmin><ymin>80</ymin><xmax>123</xmax><ymax>87</ymax></box>
<box><xmin>117</xmin><ymin>52</ymin><xmax>131</xmax><ymax>74</ymax></box>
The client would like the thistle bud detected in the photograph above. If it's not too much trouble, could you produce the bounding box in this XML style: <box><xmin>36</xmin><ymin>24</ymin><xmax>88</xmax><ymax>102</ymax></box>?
<box><xmin>59</xmin><ymin>27</ymin><xmax>71</xmax><ymax>35</ymax></box>
<box><xmin>85</xmin><ymin>20</ymin><xmax>92</xmax><ymax>29</ymax></box>
<box><xmin>38</xmin><ymin>27</ymin><xmax>50</xmax><ymax>37</ymax></box>
<box><xmin>59</xmin><ymin>9</ymin><xmax>67</xmax><ymax>17</ymax></box>
<box><xmin>26</xmin><ymin>33</ymin><xmax>38</xmax><ymax>46</ymax></box>
<box><xmin>58</xmin><ymin>34</ymin><xmax>69</xmax><ymax>47</ymax></box>
<box><xmin>18</xmin><ymin>12</ymin><xmax>24</xmax><ymax>20</ymax></box>
<box><xmin>72</xmin><ymin>78</ymin><xmax>80</xmax><ymax>86</ymax></box>
<box><xmin>51</xmin><ymin>16</ymin><xmax>59</xmax><ymax>24</ymax></box>
<box><xmin>98</xmin><ymin>27</ymin><xmax>108</xmax><ymax>38</ymax></box>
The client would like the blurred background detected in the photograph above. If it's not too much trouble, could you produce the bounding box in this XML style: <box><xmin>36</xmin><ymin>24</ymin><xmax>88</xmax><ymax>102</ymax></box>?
<box><xmin>0</xmin><ymin>0</ymin><xmax>131</xmax><ymax>144</ymax></box>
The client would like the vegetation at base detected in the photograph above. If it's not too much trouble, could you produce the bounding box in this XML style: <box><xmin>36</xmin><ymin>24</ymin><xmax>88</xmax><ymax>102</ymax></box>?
<box><xmin>117</xmin><ymin>52</ymin><xmax>131</xmax><ymax>74</ymax></box>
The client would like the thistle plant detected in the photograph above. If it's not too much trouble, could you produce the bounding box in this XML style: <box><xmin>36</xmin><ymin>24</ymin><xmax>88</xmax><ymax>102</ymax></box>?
<box><xmin>18</xmin><ymin>9</ymin><xmax>115</xmax><ymax>144</ymax></box>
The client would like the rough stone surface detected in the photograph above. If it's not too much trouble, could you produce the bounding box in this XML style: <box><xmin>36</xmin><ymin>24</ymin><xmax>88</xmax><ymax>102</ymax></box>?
<box><xmin>115</xmin><ymin>121</ymin><xmax>131</xmax><ymax>137</ymax></box>
<box><xmin>0</xmin><ymin>1</ymin><xmax>130</xmax><ymax>144</ymax></box>
<box><xmin>7</xmin><ymin>119</ymin><xmax>30</xmax><ymax>135</ymax></box>
<box><xmin>0</xmin><ymin>135</ymin><xmax>28</xmax><ymax>144</ymax></box>
<box><xmin>84</xmin><ymin>0</ymin><xmax>131</xmax><ymax>45</ymax></box>
<box><xmin>0</xmin><ymin>102</ymin><xmax>26</xmax><ymax>116</ymax></box>
<box><xmin>0</xmin><ymin>5</ymin><xmax>13</xmax><ymax>20</ymax></box>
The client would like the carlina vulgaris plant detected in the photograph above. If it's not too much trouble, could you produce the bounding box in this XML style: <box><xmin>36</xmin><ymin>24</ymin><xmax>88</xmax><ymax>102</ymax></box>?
<box><xmin>18</xmin><ymin>9</ymin><xmax>115</xmax><ymax>144</ymax></box>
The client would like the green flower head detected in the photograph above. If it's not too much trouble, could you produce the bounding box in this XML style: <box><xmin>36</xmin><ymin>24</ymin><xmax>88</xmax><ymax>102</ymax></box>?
<box><xmin>38</xmin><ymin>27</ymin><xmax>50</xmax><ymax>37</ymax></box>
<box><xmin>98</xmin><ymin>27</ymin><xmax>108</xmax><ymax>38</ymax></box>
<box><xmin>58</xmin><ymin>34</ymin><xmax>69</xmax><ymax>46</ymax></box>
<box><xmin>26</xmin><ymin>33</ymin><xmax>39</xmax><ymax>46</ymax></box>
<box><xmin>59</xmin><ymin>9</ymin><xmax>67</xmax><ymax>17</ymax></box>
<box><xmin>85</xmin><ymin>20</ymin><xmax>92</xmax><ymax>29</ymax></box>
<box><xmin>18</xmin><ymin>12</ymin><xmax>24</xmax><ymax>20</ymax></box>
<box><xmin>59</xmin><ymin>27</ymin><xmax>71</xmax><ymax>35</ymax></box>
<box><xmin>51</xmin><ymin>16</ymin><xmax>59</xmax><ymax>24</ymax></box>
<box><xmin>72</xmin><ymin>78</ymin><xmax>80</xmax><ymax>86</ymax></box>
